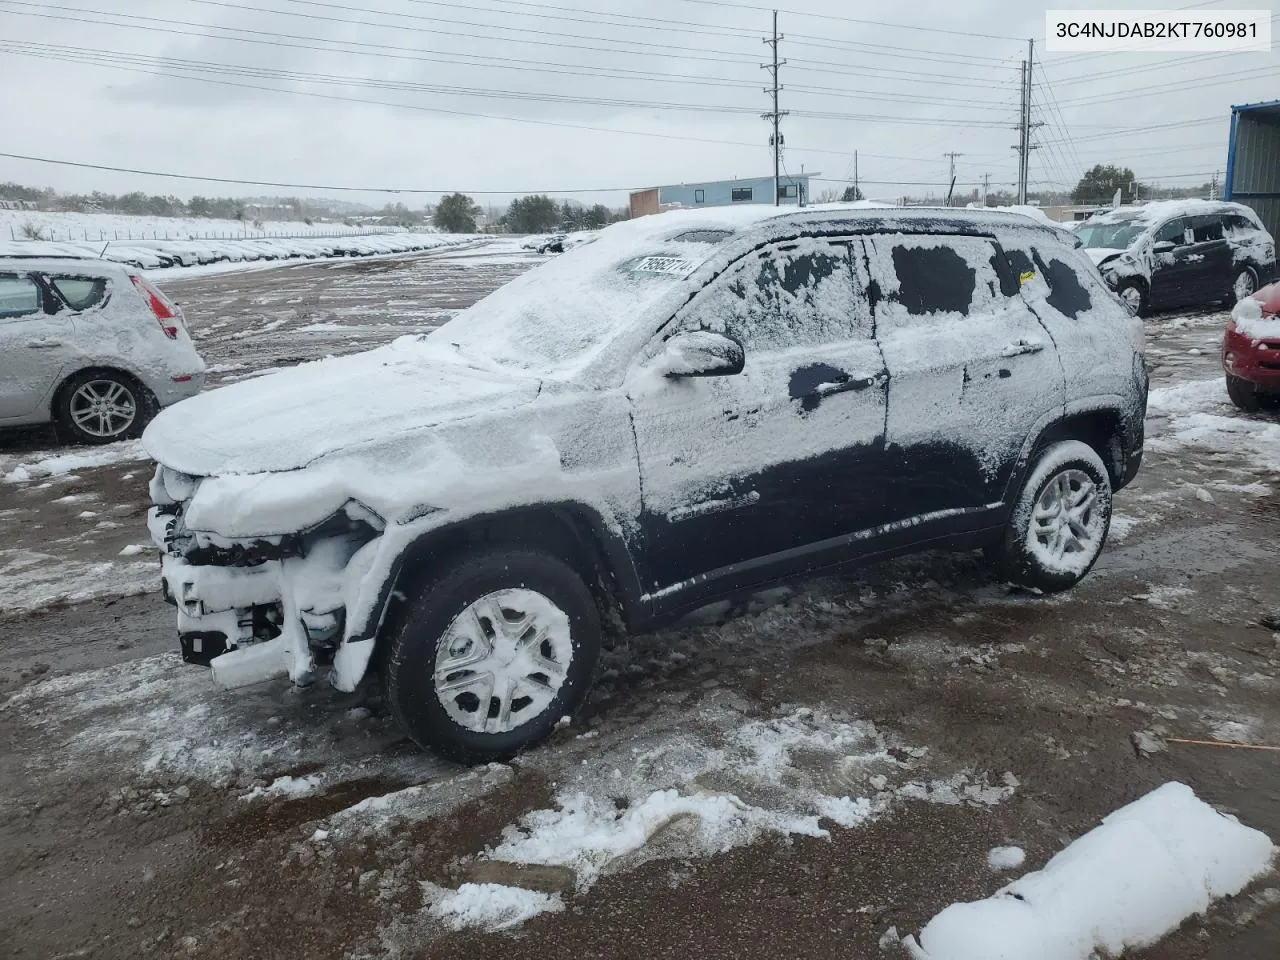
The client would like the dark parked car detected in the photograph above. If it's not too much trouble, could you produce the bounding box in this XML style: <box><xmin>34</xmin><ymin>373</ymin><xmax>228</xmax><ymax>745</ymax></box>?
<box><xmin>1077</xmin><ymin>200</ymin><xmax>1276</xmax><ymax>315</ymax></box>
<box><xmin>143</xmin><ymin>207</ymin><xmax>1148</xmax><ymax>763</ymax></box>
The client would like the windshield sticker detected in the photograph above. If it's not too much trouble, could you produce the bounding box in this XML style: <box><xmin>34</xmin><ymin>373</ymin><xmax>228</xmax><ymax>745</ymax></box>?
<box><xmin>631</xmin><ymin>255</ymin><xmax>696</xmax><ymax>277</ymax></box>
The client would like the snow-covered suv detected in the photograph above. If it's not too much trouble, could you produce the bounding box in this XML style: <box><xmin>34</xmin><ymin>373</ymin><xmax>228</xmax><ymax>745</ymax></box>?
<box><xmin>1076</xmin><ymin>200</ymin><xmax>1276</xmax><ymax>315</ymax></box>
<box><xmin>144</xmin><ymin>207</ymin><xmax>1147</xmax><ymax>762</ymax></box>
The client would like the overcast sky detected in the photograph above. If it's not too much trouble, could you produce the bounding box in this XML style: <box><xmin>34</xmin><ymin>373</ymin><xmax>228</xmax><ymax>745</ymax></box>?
<box><xmin>0</xmin><ymin>0</ymin><xmax>1275</xmax><ymax>208</ymax></box>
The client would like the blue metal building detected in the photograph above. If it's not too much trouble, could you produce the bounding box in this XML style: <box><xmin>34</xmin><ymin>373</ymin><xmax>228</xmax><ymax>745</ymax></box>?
<box><xmin>656</xmin><ymin>174</ymin><xmax>814</xmax><ymax>209</ymax></box>
<box><xmin>1226</xmin><ymin>100</ymin><xmax>1280</xmax><ymax>242</ymax></box>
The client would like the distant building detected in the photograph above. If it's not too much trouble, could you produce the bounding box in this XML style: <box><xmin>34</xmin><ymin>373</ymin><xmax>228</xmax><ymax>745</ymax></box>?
<box><xmin>629</xmin><ymin>174</ymin><xmax>815</xmax><ymax>219</ymax></box>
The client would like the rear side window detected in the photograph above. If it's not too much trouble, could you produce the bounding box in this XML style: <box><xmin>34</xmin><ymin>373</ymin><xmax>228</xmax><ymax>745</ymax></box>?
<box><xmin>1005</xmin><ymin>243</ymin><xmax>1095</xmax><ymax>319</ymax></box>
<box><xmin>1223</xmin><ymin>214</ymin><xmax>1258</xmax><ymax>237</ymax></box>
<box><xmin>866</xmin><ymin>235</ymin><xmax>1011</xmax><ymax>325</ymax></box>
<box><xmin>1190</xmin><ymin>216</ymin><xmax>1224</xmax><ymax>243</ymax></box>
<box><xmin>49</xmin><ymin>275</ymin><xmax>109</xmax><ymax>311</ymax></box>
<box><xmin>0</xmin><ymin>273</ymin><xmax>41</xmax><ymax>319</ymax></box>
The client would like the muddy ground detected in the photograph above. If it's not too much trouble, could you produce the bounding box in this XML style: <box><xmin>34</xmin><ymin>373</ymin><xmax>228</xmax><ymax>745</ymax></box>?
<box><xmin>2</xmin><ymin>244</ymin><xmax>1279</xmax><ymax>960</ymax></box>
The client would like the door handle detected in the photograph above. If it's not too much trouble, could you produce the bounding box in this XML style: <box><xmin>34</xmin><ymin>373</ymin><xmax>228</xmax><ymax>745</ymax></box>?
<box><xmin>809</xmin><ymin>372</ymin><xmax>883</xmax><ymax>399</ymax></box>
<box><xmin>1000</xmin><ymin>339</ymin><xmax>1045</xmax><ymax>358</ymax></box>
<box><xmin>26</xmin><ymin>340</ymin><xmax>63</xmax><ymax>349</ymax></box>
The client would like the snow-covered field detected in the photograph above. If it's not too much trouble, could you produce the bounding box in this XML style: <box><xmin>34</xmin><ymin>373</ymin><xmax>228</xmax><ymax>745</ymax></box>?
<box><xmin>0</xmin><ymin>209</ymin><xmax>480</xmax><ymax>271</ymax></box>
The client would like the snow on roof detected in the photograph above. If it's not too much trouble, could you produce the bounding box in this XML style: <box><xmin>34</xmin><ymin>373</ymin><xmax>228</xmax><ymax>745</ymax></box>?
<box><xmin>429</xmin><ymin>204</ymin><xmax>1070</xmax><ymax>380</ymax></box>
<box><xmin>1084</xmin><ymin>199</ymin><xmax>1254</xmax><ymax>227</ymax></box>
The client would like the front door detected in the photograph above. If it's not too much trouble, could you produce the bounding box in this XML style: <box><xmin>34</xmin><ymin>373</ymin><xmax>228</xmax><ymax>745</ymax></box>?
<box><xmin>863</xmin><ymin>233</ymin><xmax>1066</xmax><ymax>522</ymax></box>
<box><xmin>0</xmin><ymin>272</ymin><xmax>73</xmax><ymax>420</ymax></box>
<box><xmin>627</xmin><ymin>238</ymin><xmax>888</xmax><ymax>595</ymax></box>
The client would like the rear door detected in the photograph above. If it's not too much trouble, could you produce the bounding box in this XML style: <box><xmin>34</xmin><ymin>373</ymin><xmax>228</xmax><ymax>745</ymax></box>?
<box><xmin>0</xmin><ymin>272</ymin><xmax>75</xmax><ymax>420</ymax></box>
<box><xmin>627</xmin><ymin>237</ymin><xmax>888</xmax><ymax>594</ymax></box>
<box><xmin>863</xmin><ymin>233</ymin><xmax>1065</xmax><ymax>522</ymax></box>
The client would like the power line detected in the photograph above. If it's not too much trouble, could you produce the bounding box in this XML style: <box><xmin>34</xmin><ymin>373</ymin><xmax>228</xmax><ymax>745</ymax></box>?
<box><xmin>0</xmin><ymin>150</ymin><xmax>634</xmax><ymax>194</ymax></box>
<box><xmin>667</xmin><ymin>0</ymin><xmax>1025</xmax><ymax>41</ymax></box>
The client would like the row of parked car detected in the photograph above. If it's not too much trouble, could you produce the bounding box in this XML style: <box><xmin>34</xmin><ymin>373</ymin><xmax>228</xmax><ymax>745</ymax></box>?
<box><xmin>0</xmin><ymin>232</ymin><xmax>465</xmax><ymax>271</ymax></box>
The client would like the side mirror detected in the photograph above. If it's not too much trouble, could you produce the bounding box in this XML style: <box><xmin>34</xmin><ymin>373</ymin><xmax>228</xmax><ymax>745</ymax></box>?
<box><xmin>660</xmin><ymin>330</ymin><xmax>745</xmax><ymax>378</ymax></box>
<box><xmin>1152</xmin><ymin>240</ymin><xmax>1177</xmax><ymax>254</ymax></box>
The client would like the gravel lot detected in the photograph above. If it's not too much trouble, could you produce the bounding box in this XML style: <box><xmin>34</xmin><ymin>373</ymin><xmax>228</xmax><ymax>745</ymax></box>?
<box><xmin>2</xmin><ymin>242</ymin><xmax>1279</xmax><ymax>960</ymax></box>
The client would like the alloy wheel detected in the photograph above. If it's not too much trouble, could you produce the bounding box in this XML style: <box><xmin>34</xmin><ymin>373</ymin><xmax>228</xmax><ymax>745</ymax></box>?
<box><xmin>69</xmin><ymin>379</ymin><xmax>137</xmax><ymax>439</ymax></box>
<box><xmin>1029</xmin><ymin>468</ymin><xmax>1104</xmax><ymax>568</ymax></box>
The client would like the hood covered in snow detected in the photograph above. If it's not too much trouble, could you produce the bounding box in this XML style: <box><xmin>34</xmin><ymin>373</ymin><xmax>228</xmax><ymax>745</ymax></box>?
<box><xmin>143</xmin><ymin>338</ymin><xmax>542</xmax><ymax>476</ymax></box>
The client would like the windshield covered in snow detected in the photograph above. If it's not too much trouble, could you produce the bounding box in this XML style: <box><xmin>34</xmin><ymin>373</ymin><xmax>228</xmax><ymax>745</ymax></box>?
<box><xmin>426</xmin><ymin>218</ymin><xmax>756</xmax><ymax>376</ymax></box>
<box><xmin>1074</xmin><ymin>221</ymin><xmax>1145</xmax><ymax>250</ymax></box>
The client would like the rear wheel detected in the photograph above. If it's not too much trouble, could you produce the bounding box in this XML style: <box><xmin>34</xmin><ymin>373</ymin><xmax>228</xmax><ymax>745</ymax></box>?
<box><xmin>380</xmin><ymin>547</ymin><xmax>602</xmax><ymax>764</ymax></box>
<box><xmin>990</xmin><ymin>440</ymin><xmax>1113</xmax><ymax>593</ymax></box>
<box><xmin>54</xmin><ymin>370</ymin><xmax>155</xmax><ymax>445</ymax></box>
<box><xmin>1226</xmin><ymin>374</ymin><xmax>1263</xmax><ymax>412</ymax></box>
<box><xmin>1230</xmin><ymin>266</ymin><xmax>1258</xmax><ymax>305</ymax></box>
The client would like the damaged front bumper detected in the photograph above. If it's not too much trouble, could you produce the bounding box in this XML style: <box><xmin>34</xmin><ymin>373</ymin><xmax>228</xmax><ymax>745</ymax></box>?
<box><xmin>148</xmin><ymin>466</ymin><xmax>380</xmax><ymax>690</ymax></box>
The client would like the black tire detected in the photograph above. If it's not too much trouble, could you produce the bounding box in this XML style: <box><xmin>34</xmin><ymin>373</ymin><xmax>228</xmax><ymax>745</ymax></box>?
<box><xmin>1229</xmin><ymin>266</ymin><xmax>1258</xmax><ymax>305</ymax></box>
<box><xmin>1115</xmin><ymin>278</ymin><xmax>1147</xmax><ymax>317</ymax></box>
<box><xmin>1226</xmin><ymin>373</ymin><xmax>1263</xmax><ymax>412</ymax></box>
<box><xmin>990</xmin><ymin>440</ymin><xmax>1113</xmax><ymax>594</ymax></box>
<box><xmin>53</xmin><ymin>370</ymin><xmax>156</xmax><ymax>446</ymax></box>
<box><xmin>380</xmin><ymin>547</ymin><xmax>602</xmax><ymax>765</ymax></box>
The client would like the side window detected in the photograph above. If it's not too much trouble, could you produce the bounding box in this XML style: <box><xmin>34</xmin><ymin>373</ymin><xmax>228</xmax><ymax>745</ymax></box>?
<box><xmin>0</xmin><ymin>273</ymin><xmax>41</xmax><ymax>319</ymax></box>
<box><xmin>731</xmin><ymin>187</ymin><xmax>753</xmax><ymax>202</ymax></box>
<box><xmin>1223</xmin><ymin>214</ymin><xmax>1255</xmax><ymax>237</ymax></box>
<box><xmin>673</xmin><ymin>240</ymin><xmax>869</xmax><ymax>352</ymax></box>
<box><xmin>1153</xmin><ymin>218</ymin><xmax>1187</xmax><ymax>245</ymax></box>
<box><xmin>1190</xmin><ymin>216</ymin><xmax>1224</xmax><ymax>243</ymax></box>
<box><xmin>867</xmin><ymin>235</ymin><xmax>1012</xmax><ymax>327</ymax></box>
<box><xmin>1003</xmin><ymin>242</ymin><xmax>1094</xmax><ymax>320</ymax></box>
<box><xmin>49</xmin><ymin>276</ymin><xmax>109</xmax><ymax>312</ymax></box>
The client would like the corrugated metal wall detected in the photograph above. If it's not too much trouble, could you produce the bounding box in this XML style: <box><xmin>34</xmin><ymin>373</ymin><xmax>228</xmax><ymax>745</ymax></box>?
<box><xmin>1229</xmin><ymin>111</ymin><xmax>1280</xmax><ymax>241</ymax></box>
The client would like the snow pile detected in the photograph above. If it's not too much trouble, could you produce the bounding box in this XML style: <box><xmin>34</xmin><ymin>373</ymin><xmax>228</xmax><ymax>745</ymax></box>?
<box><xmin>424</xmin><ymin>706</ymin><xmax>1017</xmax><ymax>930</ymax></box>
<box><xmin>1147</xmin><ymin>377</ymin><xmax>1280</xmax><ymax>471</ymax></box>
<box><xmin>427</xmin><ymin>883</ymin><xmax>564</xmax><ymax>932</ymax></box>
<box><xmin>1</xmin><ymin>440</ymin><xmax>149</xmax><ymax>484</ymax></box>
<box><xmin>988</xmin><ymin>846</ymin><xmax>1026</xmax><ymax>871</ymax></box>
<box><xmin>906</xmin><ymin>782</ymin><xmax>1275</xmax><ymax>960</ymax></box>
<box><xmin>240</xmin><ymin>773</ymin><xmax>323</xmax><ymax>801</ymax></box>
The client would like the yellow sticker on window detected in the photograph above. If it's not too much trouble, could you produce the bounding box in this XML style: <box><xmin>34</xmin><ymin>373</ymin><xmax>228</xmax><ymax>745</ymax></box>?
<box><xmin>1019</xmin><ymin>270</ymin><xmax>1036</xmax><ymax>285</ymax></box>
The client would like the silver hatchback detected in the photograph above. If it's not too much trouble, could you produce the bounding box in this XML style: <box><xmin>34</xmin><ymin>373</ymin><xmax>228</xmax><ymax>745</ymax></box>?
<box><xmin>0</xmin><ymin>256</ymin><xmax>206</xmax><ymax>444</ymax></box>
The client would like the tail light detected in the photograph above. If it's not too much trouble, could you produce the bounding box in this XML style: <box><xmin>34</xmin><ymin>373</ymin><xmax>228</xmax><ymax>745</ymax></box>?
<box><xmin>129</xmin><ymin>274</ymin><xmax>181</xmax><ymax>339</ymax></box>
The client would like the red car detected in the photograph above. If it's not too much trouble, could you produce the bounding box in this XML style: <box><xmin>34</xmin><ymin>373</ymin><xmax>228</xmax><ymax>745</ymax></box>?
<box><xmin>1223</xmin><ymin>282</ymin><xmax>1280</xmax><ymax>411</ymax></box>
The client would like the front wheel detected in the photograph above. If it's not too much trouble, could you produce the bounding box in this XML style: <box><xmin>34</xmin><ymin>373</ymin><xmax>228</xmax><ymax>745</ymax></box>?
<box><xmin>990</xmin><ymin>440</ymin><xmax>1113</xmax><ymax>593</ymax></box>
<box><xmin>1226</xmin><ymin>374</ymin><xmax>1263</xmax><ymax>412</ymax></box>
<box><xmin>380</xmin><ymin>547</ymin><xmax>602</xmax><ymax>764</ymax></box>
<box><xmin>1115</xmin><ymin>279</ymin><xmax>1147</xmax><ymax>317</ymax></box>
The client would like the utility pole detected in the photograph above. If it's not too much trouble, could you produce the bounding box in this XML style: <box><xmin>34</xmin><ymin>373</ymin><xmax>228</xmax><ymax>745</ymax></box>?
<box><xmin>854</xmin><ymin>150</ymin><xmax>859</xmax><ymax>200</ymax></box>
<box><xmin>982</xmin><ymin>172</ymin><xmax>991</xmax><ymax>207</ymax></box>
<box><xmin>762</xmin><ymin>11</ymin><xmax>788</xmax><ymax>206</ymax></box>
<box><xmin>1014</xmin><ymin>38</ymin><xmax>1040</xmax><ymax>205</ymax></box>
<box><xmin>944</xmin><ymin>151</ymin><xmax>963</xmax><ymax>206</ymax></box>
<box><xmin>1210</xmin><ymin>169</ymin><xmax>1220</xmax><ymax>200</ymax></box>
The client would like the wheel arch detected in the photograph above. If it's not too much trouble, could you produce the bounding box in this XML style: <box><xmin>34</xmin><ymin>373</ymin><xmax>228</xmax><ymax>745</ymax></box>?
<box><xmin>353</xmin><ymin>502</ymin><xmax>645</xmax><ymax>660</ymax></box>
<box><xmin>1006</xmin><ymin>402</ymin><xmax>1137</xmax><ymax>507</ymax></box>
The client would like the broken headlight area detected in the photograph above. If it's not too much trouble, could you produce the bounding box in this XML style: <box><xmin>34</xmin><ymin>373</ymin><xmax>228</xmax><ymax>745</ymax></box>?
<box><xmin>149</xmin><ymin>466</ymin><xmax>385</xmax><ymax>686</ymax></box>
